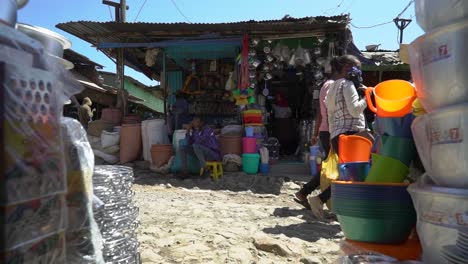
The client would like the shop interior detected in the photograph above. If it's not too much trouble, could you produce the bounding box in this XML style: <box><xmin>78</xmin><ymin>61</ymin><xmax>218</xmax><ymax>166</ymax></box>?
<box><xmin>170</xmin><ymin>34</ymin><xmax>344</xmax><ymax>162</ymax></box>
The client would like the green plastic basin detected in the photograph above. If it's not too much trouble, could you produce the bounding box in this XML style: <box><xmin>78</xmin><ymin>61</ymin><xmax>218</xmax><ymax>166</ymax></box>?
<box><xmin>337</xmin><ymin>214</ymin><xmax>416</xmax><ymax>244</ymax></box>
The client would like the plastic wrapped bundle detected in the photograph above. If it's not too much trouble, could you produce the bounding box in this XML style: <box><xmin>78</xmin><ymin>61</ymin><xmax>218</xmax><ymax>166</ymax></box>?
<box><xmin>0</xmin><ymin>3</ymin><xmax>83</xmax><ymax>261</ymax></box>
<box><xmin>61</xmin><ymin>117</ymin><xmax>104</xmax><ymax>263</ymax></box>
<box><xmin>93</xmin><ymin>166</ymin><xmax>140</xmax><ymax>264</ymax></box>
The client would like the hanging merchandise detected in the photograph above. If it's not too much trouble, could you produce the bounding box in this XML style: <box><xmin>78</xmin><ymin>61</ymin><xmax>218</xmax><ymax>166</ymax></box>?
<box><xmin>209</xmin><ymin>60</ymin><xmax>217</xmax><ymax>72</ymax></box>
<box><xmin>288</xmin><ymin>49</ymin><xmax>296</xmax><ymax>67</ymax></box>
<box><xmin>238</xmin><ymin>34</ymin><xmax>250</xmax><ymax>90</ymax></box>
<box><xmin>304</xmin><ymin>49</ymin><xmax>312</xmax><ymax>65</ymax></box>
<box><xmin>280</xmin><ymin>45</ymin><xmax>291</xmax><ymax>62</ymax></box>
<box><xmin>294</xmin><ymin>43</ymin><xmax>306</xmax><ymax>66</ymax></box>
<box><xmin>250</xmin><ymin>38</ymin><xmax>260</xmax><ymax>47</ymax></box>
<box><xmin>272</xmin><ymin>42</ymin><xmax>282</xmax><ymax>59</ymax></box>
<box><xmin>225</xmin><ymin>71</ymin><xmax>235</xmax><ymax>91</ymax></box>
<box><xmin>324</xmin><ymin>41</ymin><xmax>336</xmax><ymax>74</ymax></box>
<box><xmin>262</xmin><ymin>82</ymin><xmax>270</xmax><ymax>97</ymax></box>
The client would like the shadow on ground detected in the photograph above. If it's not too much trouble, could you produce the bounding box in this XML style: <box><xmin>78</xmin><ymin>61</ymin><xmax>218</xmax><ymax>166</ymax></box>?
<box><xmin>263</xmin><ymin>208</ymin><xmax>342</xmax><ymax>242</ymax></box>
<box><xmin>272</xmin><ymin>207</ymin><xmax>338</xmax><ymax>222</ymax></box>
<box><xmin>132</xmin><ymin>168</ymin><xmax>288</xmax><ymax>195</ymax></box>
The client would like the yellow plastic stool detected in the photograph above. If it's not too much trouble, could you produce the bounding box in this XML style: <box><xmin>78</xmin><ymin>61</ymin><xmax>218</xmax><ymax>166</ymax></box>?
<box><xmin>200</xmin><ymin>161</ymin><xmax>223</xmax><ymax>180</ymax></box>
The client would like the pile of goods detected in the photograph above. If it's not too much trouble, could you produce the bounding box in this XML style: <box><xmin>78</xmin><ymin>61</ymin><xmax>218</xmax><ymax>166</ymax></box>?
<box><xmin>0</xmin><ymin>7</ymin><xmax>91</xmax><ymax>262</ymax></box>
<box><xmin>241</xmin><ymin>108</ymin><xmax>269</xmax><ymax>175</ymax></box>
<box><xmin>406</xmin><ymin>0</ymin><xmax>468</xmax><ymax>263</ymax></box>
<box><xmin>88</xmin><ymin>108</ymin><xmax>146</xmax><ymax>165</ymax></box>
<box><xmin>332</xmin><ymin>79</ymin><xmax>421</xmax><ymax>261</ymax></box>
<box><xmin>93</xmin><ymin>166</ymin><xmax>140</xmax><ymax>264</ymax></box>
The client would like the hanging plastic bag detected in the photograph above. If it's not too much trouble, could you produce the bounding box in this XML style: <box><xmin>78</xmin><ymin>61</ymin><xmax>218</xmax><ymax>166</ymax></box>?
<box><xmin>225</xmin><ymin>71</ymin><xmax>234</xmax><ymax>91</ymax></box>
<box><xmin>280</xmin><ymin>45</ymin><xmax>291</xmax><ymax>62</ymax></box>
<box><xmin>324</xmin><ymin>42</ymin><xmax>336</xmax><ymax>74</ymax></box>
<box><xmin>272</xmin><ymin>42</ymin><xmax>282</xmax><ymax>60</ymax></box>
<box><xmin>320</xmin><ymin>149</ymin><xmax>339</xmax><ymax>209</ymax></box>
<box><xmin>294</xmin><ymin>43</ymin><xmax>306</xmax><ymax>66</ymax></box>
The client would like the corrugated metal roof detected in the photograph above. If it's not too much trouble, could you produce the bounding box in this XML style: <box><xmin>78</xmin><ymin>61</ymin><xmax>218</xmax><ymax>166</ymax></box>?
<box><xmin>56</xmin><ymin>15</ymin><xmax>349</xmax><ymax>44</ymax></box>
<box><xmin>64</xmin><ymin>49</ymin><xmax>104</xmax><ymax>68</ymax></box>
<box><xmin>56</xmin><ymin>15</ymin><xmax>349</xmax><ymax>79</ymax></box>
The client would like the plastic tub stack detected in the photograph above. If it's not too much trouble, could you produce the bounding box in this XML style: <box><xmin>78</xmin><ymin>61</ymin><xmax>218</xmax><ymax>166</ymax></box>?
<box><xmin>406</xmin><ymin>1</ymin><xmax>468</xmax><ymax>263</ymax></box>
<box><xmin>93</xmin><ymin>166</ymin><xmax>140</xmax><ymax>263</ymax></box>
<box><xmin>335</xmin><ymin>79</ymin><xmax>423</xmax><ymax>261</ymax></box>
<box><xmin>242</xmin><ymin>109</ymin><xmax>265</xmax><ymax>174</ymax></box>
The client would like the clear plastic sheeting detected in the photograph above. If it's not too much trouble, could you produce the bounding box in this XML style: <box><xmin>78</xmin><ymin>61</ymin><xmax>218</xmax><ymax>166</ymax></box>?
<box><xmin>339</xmin><ymin>252</ymin><xmax>399</xmax><ymax>263</ymax></box>
<box><xmin>3</xmin><ymin>194</ymin><xmax>66</xmax><ymax>249</ymax></box>
<box><xmin>1</xmin><ymin>16</ymin><xmax>83</xmax><ymax>262</ymax></box>
<box><xmin>3</xmin><ymin>232</ymin><xmax>66</xmax><ymax>264</ymax></box>
<box><xmin>61</xmin><ymin>117</ymin><xmax>104</xmax><ymax>264</ymax></box>
<box><xmin>93</xmin><ymin>166</ymin><xmax>141</xmax><ymax>264</ymax></box>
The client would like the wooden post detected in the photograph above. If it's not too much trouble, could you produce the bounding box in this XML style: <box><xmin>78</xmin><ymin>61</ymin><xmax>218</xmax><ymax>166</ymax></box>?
<box><xmin>163</xmin><ymin>51</ymin><xmax>167</xmax><ymax>123</ymax></box>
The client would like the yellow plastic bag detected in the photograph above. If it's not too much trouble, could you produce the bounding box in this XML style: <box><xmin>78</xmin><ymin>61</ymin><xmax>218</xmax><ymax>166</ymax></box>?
<box><xmin>320</xmin><ymin>149</ymin><xmax>339</xmax><ymax>209</ymax></box>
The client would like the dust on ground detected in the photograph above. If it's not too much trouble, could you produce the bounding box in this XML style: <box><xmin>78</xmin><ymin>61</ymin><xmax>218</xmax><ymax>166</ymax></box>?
<box><xmin>131</xmin><ymin>165</ymin><xmax>343</xmax><ymax>264</ymax></box>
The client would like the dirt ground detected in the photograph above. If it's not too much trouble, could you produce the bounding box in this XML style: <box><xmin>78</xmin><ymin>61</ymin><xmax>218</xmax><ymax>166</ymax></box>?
<box><xmin>130</xmin><ymin>165</ymin><xmax>344</xmax><ymax>264</ymax></box>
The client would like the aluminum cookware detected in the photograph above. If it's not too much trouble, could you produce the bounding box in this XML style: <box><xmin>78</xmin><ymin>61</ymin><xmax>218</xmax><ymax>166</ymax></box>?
<box><xmin>16</xmin><ymin>23</ymin><xmax>71</xmax><ymax>57</ymax></box>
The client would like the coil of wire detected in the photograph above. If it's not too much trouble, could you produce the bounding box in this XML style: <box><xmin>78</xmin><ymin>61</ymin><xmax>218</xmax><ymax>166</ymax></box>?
<box><xmin>93</xmin><ymin>165</ymin><xmax>141</xmax><ymax>264</ymax></box>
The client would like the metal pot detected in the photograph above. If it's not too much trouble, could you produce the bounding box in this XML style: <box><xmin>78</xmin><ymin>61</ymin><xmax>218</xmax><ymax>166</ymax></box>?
<box><xmin>16</xmin><ymin>23</ymin><xmax>71</xmax><ymax>58</ymax></box>
<box><xmin>1</xmin><ymin>0</ymin><xmax>18</xmax><ymax>26</ymax></box>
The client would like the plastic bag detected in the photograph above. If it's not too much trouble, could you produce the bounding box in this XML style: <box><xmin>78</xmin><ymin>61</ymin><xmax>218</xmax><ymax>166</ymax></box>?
<box><xmin>101</xmin><ymin>130</ymin><xmax>120</xmax><ymax>149</ymax></box>
<box><xmin>61</xmin><ymin>117</ymin><xmax>104</xmax><ymax>263</ymax></box>
<box><xmin>320</xmin><ymin>149</ymin><xmax>339</xmax><ymax>209</ymax></box>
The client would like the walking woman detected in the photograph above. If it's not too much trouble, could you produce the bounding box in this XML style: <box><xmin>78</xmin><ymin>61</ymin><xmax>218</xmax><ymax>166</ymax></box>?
<box><xmin>294</xmin><ymin>58</ymin><xmax>339</xmax><ymax>212</ymax></box>
<box><xmin>307</xmin><ymin>55</ymin><xmax>368</xmax><ymax>219</ymax></box>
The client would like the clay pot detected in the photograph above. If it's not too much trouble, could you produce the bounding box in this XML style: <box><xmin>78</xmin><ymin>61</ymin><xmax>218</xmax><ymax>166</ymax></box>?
<box><xmin>219</xmin><ymin>135</ymin><xmax>242</xmax><ymax>156</ymax></box>
<box><xmin>120</xmin><ymin>123</ymin><xmax>142</xmax><ymax>164</ymax></box>
<box><xmin>122</xmin><ymin>114</ymin><xmax>141</xmax><ymax>124</ymax></box>
<box><xmin>150</xmin><ymin>144</ymin><xmax>173</xmax><ymax>167</ymax></box>
<box><xmin>101</xmin><ymin>108</ymin><xmax>122</xmax><ymax>124</ymax></box>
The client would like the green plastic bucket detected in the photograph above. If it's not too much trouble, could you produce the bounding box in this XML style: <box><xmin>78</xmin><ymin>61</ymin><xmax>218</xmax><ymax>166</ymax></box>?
<box><xmin>242</xmin><ymin>153</ymin><xmax>260</xmax><ymax>174</ymax></box>
<box><xmin>380</xmin><ymin>135</ymin><xmax>417</xmax><ymax>166</ymax></box>
<box><xmin>366</xmin><ymin>154</ymin><xmax>409</xmax><ymax>183</ymax></box>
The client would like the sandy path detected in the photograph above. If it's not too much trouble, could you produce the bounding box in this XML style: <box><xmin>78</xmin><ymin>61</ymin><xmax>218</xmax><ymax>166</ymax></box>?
<box><xmin>132</xmin><ymin>170</ymin><xmax>343</xmax><ymax>264</ymax></box>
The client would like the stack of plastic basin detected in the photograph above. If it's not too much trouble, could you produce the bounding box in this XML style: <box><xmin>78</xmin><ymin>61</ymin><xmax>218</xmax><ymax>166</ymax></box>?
<box><xmin>242</xmin><ymin>135</ymin><xmax>259</xmax><ymax>174</ymax></box>
<box><xmin>367</xmin><ymin>113</ymin><xmax>417</xmax><ymax>183</ymax></box>
<box><xmin>408</xmin><ymin>175</ymin><xmax>468</xmax><ymax>264</ymax></box>
<box><xmin>332</xmin><ymin>181</ymin><xmax>417</xmax><ymax>244</ymax></box>
<box><xmin>408</xmin><ymin>2</ymin><xmax>468</xmax><ymax>263</ymax></box>
<box><xmin>338</xmin><ymin>135</ymin><xmax>372</xmax><ymax>182</ymax></box>
<box><xmin>362</xmin><ymin>80</ymin><xmax>417</xmax><ymax>183</ymax></box>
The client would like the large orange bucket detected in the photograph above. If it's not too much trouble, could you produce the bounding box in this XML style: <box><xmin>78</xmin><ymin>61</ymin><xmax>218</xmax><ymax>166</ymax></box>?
<box><xmin>339</xmin><ymin>135</ymin><xmax>372</xmax><ymax>163</ymax></box>
<box><xmin>365</xmin><ymin>80</ymin><xmax>416</xmax><ymax>117</ymax></box>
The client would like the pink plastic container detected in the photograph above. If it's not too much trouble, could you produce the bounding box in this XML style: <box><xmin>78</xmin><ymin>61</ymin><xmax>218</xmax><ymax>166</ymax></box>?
<box><xmin>242</xmin><ymin>137</ymin><xmax>257</xmax><ymax>154</ymax></box>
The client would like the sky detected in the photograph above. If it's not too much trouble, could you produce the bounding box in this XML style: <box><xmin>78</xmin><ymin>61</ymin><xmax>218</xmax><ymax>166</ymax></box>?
<box><xmin>18</xmin><ymin>0</ymin><xmax>424</xmax><ymax>86</ymax></box>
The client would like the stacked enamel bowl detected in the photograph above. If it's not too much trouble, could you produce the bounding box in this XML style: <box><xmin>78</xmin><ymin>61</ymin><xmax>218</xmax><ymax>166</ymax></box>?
<box><xmin>408</xmin><ymin>1</ymin><xmax>468</xmax><ymax>263</ymax></box>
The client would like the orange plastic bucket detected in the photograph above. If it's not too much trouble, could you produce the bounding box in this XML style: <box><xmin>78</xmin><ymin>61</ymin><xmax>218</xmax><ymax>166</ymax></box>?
<box><xmin>339</xmin><ymin>135</ymin><xmax>372</xmax><ymax>163</ymax></box>
<box><xmin>365</xmin><ymin>80</ymin><xmax>416</xmax><ymax>117</ymax></box>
